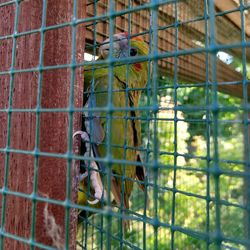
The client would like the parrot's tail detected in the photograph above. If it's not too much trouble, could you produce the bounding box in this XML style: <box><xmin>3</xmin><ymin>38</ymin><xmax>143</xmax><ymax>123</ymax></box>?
<box><xmin>136</xmin><ymin>154</ymin><xmax>150</xmax><ymax>209</ymax></box>
<box><xmin>136</xmin><ymin>154</ymin><xmax>147</xmax><ymax>191</ymax></box>
<box><xmin>111</xmin><ymin>175</ymin><xmax>134</xmax><ymax>231</ymax></box>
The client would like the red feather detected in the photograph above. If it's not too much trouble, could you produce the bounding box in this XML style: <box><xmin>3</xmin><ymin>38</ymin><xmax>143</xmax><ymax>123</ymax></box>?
<box><xmin>134</xmin><ymin>63</ymin><xmax>142</xmax><ymax>71</ymax></box>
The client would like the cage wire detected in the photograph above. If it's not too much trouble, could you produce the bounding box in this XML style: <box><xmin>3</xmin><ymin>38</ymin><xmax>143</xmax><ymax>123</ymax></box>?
<box><xmin>0</xmin><ymin>0</ymin><xmax>250</xmax><ymax>249</ymax></box>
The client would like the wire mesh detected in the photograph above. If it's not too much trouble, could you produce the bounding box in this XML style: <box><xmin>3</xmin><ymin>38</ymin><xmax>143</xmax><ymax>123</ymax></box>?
<box><xmin>0</xmin><ymin>0</ymin><xmax>250</xmax><ymax>249</ymax></box>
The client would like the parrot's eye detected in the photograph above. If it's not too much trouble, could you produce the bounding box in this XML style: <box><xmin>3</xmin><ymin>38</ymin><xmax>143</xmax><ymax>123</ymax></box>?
<box><xmin>130</xmin><ymin>48</ymin><xmax>137</xmax><ymax>56</ymax></box>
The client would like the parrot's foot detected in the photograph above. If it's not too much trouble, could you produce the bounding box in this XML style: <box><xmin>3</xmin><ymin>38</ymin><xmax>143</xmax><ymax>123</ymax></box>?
<box><xmin>73</xmin><ymin>131</ymin><xmax>107</xmax><ymax>205</ymax></box>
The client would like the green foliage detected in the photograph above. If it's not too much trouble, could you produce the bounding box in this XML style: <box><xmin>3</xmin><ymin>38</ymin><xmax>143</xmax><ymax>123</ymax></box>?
<box><xmin>136</xmin><ymin>77</ymin><xmax>245</xmax><ymax>249</ymax></box>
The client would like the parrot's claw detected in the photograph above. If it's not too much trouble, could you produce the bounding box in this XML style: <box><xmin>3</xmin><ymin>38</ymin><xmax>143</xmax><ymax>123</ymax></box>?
<box><xmin>73</xmin><ymin>130</ymin><xmax>107</xmax><ymax>206</ymax></box>
<box><xmin>87</xmin><ymin>199</ymin><xmax>99</xmax><ymax>205</ymax></box>
<box><xmin>88</xmin><ymin>160</ymin><xmax>107</xmax><ymax>203</ymax></box>
<box><xmin>73</xmin><ymin>130</ymin><xmax>89</xmax><ymax>142</ymax></box>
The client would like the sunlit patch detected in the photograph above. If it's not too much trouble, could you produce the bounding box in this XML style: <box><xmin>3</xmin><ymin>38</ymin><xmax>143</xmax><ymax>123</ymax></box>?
<box><xmin>84</xmin><ymin>52</ymin><xmax>98</xmax><ymax>61</ymax></box>
<box><xmin>217</xmin><ymin>51</ymin><xmax>233</xmax><ymax>65</ymax></box>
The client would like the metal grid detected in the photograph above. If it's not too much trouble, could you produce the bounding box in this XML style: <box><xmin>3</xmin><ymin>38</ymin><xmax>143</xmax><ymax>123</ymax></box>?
<box><xmin>0</xmin><ymin>0</ymin><xmax>250</xmax><ymax>249</ymax></box>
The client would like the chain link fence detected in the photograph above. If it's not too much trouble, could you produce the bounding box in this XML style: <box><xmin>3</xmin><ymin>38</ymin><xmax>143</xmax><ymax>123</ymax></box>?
<box><xmin>0</xmin><ymin>0</ymin><xmax>250</xmax><ymax>249</ymax></box>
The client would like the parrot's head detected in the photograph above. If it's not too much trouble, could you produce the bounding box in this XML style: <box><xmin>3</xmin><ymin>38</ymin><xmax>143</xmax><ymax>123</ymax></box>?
<box><xmin>99</xmin><ymin>32</ymin><xmax>148</xmax><ymax>60</ymax></box>
<box><xmin>99</xmin><ymin>32</ymin><xmax>149</xmax><ymax>88</ymax></box>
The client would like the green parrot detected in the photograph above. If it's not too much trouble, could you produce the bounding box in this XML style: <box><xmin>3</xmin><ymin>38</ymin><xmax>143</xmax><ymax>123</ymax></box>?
<box><xmin>75</xmin><ymin>33</ymin><xmax>149</xmax><ymax>227</ymax></box>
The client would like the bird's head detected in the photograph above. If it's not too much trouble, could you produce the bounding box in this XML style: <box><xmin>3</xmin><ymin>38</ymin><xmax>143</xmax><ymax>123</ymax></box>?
<box><xmin>99</xmin><ymin>32</ymin><xmax>149</xmax><ymax>88</ymax></box>
<box><xmin>99</xmin><ymin>32</ymin><xmax>148</xmax><ymax>60</ymax></box>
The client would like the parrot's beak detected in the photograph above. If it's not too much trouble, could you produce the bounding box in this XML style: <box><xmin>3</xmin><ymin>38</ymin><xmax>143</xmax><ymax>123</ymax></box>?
<box><xmin>99</xmin><ymin>34</ymin><xmax>128</xmax><ymax>59</ymax></box>
<box><xmin>99</xmin><ymin>42</ymin><xmax>110</xmax><ymax>59</ymax></box>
